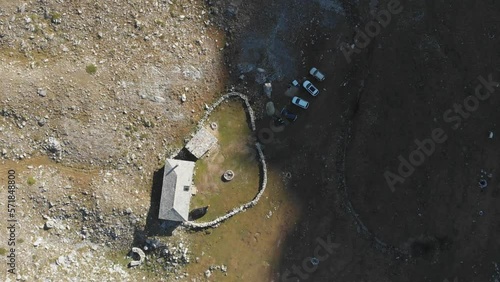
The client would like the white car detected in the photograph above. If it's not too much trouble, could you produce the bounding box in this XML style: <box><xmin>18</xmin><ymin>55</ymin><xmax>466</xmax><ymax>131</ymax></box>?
<box><xmin>292</xmin><ymin>96</ymin><xmax>309</xmax><ymax>109</ymax></box>
<box><xmin>303</xmin><ymin>80</ymin><xmax>319</xmax><ymax>96</ymax></box>
<box><xmin>310</xmin><ymin>67</ymin><xmax>325</xmax><ymax>81</ymax></box>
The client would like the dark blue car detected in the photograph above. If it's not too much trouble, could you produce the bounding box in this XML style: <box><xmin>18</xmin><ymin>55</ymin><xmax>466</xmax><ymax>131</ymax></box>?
<box><xmin>281</xmin><ymin>107</ymin><xmax>298</xmax><ymax>122</ymax></box>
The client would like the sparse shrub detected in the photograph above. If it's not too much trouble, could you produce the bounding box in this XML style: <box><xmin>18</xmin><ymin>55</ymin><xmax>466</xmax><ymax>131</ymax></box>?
<box><xmin>27</xmin><ymin>176</ymin><xmax>36</xmax><ymax>186</ymax></box>
<box><xmin>86</xmin><ymin>64</ymin><xmax>97</xmax><ymax>74</ymax></box>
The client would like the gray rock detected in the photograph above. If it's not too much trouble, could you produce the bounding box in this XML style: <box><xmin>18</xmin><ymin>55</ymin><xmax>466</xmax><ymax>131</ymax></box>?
<box><xmin>46</xmin><ymin>137</ymin><xmax>62</xmax><ymax>153</ymax></box>
<box><xmin>226</xmin><ymin>4</ymin><xmax>239</xmax><ymax>17</ymax></box>
<box><xmin>33</xmin><ymin>238</ymin><xmax>43</xmax><ymax>247</ymax></box>
<box><xmin>265</xmin><ymin>101</ymin><xmax>275</xmax><ymax>116</ymax></box>
<box><xmin>129</xmin><ymin>260</ymin><xmax>141</xmax><ymax>267</ymax></box>
<box><xmin>204</xmin><ymin>270</ymin><xmax>211</xmax><ymax>278</ymax></box>
<box><xmin>182</xmin><ymin>66</ymin><xmax>202</xmax><ymax>81</ymax></box>
<box><xmin>18</xmin><ymin>3</ymin><xmax>26</xmax><ymax>13</ymax></box>
<box><xmin>38</xmin><ymin>118</ymin><xmax>47</xmax><ymax>126</ymax></box>
<box><xmin>37</xmin><ymin>88</ymin><xmax>47</xmax><ymax>97</ymax></box>
<box><xmin>44</xmin><ymin>220</ymin><xmax>56</xmax><ymax>230</ymax></box>
<box><xmin>263</xmin><ymin>83</ymin><xmax>272</xmax><ymax>98</ymax></box>
<box><xmin>129</xmin><ymin>247</ymin><xmax>146</xmax><ymax>267</ymax></box>
<box><xmin>56</xmin><ymin>255</ymin><xmax>68</xmax><ymax>266</ymax></box>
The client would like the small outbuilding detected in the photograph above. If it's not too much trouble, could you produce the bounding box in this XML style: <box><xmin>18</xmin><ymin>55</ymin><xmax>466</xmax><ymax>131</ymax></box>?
<box><xmin>185</xmin><ymin>127</ymin><xmax>217</xmax><ymax>159</ymax></box>
<box><xmin>159</xmin><ymin>159</ymin><xmax>196</xmax><ymax>222</ymax></box>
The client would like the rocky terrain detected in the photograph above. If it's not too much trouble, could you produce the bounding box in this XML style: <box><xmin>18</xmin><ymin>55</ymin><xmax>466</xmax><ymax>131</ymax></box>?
<box><xmin>0</xmin><ymin>0</ymin><xmax>228</xmax><ymax>281</ymax></box>
<box><xmin>0</xmin><ymin>0</ymin><xmax>226</xmax><ymax>168</ymax></box>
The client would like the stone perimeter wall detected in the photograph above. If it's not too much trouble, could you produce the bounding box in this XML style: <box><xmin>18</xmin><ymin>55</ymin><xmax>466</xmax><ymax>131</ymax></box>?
<box><xmin>182</xmin><ymin>92</ymin><xmax>267</xmax><ymax>229</ymax></box>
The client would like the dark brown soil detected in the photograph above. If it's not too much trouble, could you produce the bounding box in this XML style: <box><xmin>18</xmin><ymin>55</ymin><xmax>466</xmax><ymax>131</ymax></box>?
<box><xmin>212</xmin><ymin>0</ymin><xmax>500</xmax><ymax>281</ymax></box>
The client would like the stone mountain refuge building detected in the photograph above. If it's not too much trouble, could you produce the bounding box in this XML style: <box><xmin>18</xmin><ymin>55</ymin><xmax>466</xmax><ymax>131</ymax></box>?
<box><xmin>185</xmin><ymin>127</ymin><xmax>217</xmax><ymax>159</ymax></box>
<box><xmin>159</xmin><ymin>159</ymin><xmax>196</xmax><ymax>222</ymax></box>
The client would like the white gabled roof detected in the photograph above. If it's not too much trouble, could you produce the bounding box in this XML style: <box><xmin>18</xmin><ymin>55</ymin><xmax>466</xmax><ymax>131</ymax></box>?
<box><xmin>158</xmin><ymin>159</ymin><xmax>195</xmax><ymax>222</ymax></box>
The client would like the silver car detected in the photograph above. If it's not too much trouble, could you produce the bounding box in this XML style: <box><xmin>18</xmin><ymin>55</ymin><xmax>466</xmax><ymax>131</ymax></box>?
<box><xmin>292</xmin><ymin>96</ymin><xmax>309</xmax><ymax>109</ymax></box>
<box><xmin>303</xmin><ymin>80</ymin><xmax>319</xmax><ymax>96</ymax></box>
<box><xmin>309</xmin><ymin>67</ymin><xmax>325</xmax><ymax>81</ymax></box>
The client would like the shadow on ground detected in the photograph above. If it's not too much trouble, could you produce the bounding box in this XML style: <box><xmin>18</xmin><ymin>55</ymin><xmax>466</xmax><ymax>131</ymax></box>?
<box><xmin>131</xmin><ymin>166</ymin><xmax>182</xmax><ymax>248</ymax></box>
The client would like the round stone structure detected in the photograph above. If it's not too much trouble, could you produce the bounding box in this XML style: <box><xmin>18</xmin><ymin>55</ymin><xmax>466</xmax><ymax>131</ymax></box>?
<box><xmin>223</xmin><ymin>170</ymin><xmax>235</xmax><ymax>181</ymax></box>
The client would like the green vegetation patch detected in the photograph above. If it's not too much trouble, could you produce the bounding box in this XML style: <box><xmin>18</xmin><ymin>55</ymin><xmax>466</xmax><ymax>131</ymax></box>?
<box><xmin>86</xmin><ymin>64</ymin><xmax>97</xmax><ymax>75</ymax></box>
<box><xmin>27</xmin><ymin>176</ymin><xmax>36</xmax><ymax>186</ymax></box>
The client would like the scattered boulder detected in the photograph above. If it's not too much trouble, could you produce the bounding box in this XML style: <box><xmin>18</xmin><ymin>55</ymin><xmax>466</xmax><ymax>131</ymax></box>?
<box><xmin>33</xmin><ymin>238</ymin><xmax>43</xmax><ymax>247</ymax></box>
<box><xmin>44</xmin><ymin>219</ymin><xmax>56</xmax><ymax>230</ymax></box>
<box><xmin>189</xmin><ymin>206</ymin><xmax>210</xmax><ymax>221</ymax></box>
<box><xmin>255</xmin><ymin>68</ymin><xmax>267</xmax><ymax>84</ymax></box>
<box><xmin>182</xmin><ymin>66</ymin><xmax>202</xmax><ymax>81</ymax></box>
<box><xmin>45</xmin><ymin>137</ymin><xmax>62</xmax><ymax>154</ymax></box>
<box><xmin>17</xmin><ymin>3</ymin><xmax>26</xmax><ymax>13</ymax></box>
<box><xmin>210</xmin><ymin>122</ymin><xmax>218</xmax><ymax>130</ymax></box>
<box><xmin>263</xmin><ymin>83</ymin><xmax>272</xmax><ymax>98</ymax></box>
<box><xmin>37</xmin><ymin>88</ymin><xmax>47</xmax><ymax>97</ymax></box>
<box><xmin>204</xmin><ymin>270</ymin><xmax>211</xmax><ymax>278</ymax></box>
<box><xmin>56</xmin><ymin>255</ymin><xmax>69</xmax><ymax>267</ymax></box>
<box><xmin>265</xmin><ymin>101</ymin><xmax>275</xmax><ymax>116</ymax></box>
<box><xmin>129</xmin><ymin>260</ymin><xmax>141</xmax><ymax>267</ymax></box>
<box><xmin>38</xmin><ymin>117</ymin><xmax>47</xmax><ymax>126</ymax></box>
<box><xmin>124</xmin><ymin>208</ymin><xmax>133</xmax><ymax>215</ymax></box>
<box><xmin>479</xmin><ymin>179</ymin><xmax>488</xmax><ymax>189</ymax></box>
<box><xmin>154</xmin><ymin>96</ymin><xmax>166</xmax><ymax>103</ymax></box>
<box><xmin>223</xmin><ymin>170</ymin><xmax>235</xmax><ymax>181</ymax></box>
<box><xmin>128</xmin><ymin>247</ymin><xmax>146</xmax><ymax>268</ymax></box>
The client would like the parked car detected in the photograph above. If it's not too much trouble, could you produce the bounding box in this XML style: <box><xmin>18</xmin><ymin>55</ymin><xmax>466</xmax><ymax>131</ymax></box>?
<box><xmin>281</xmin><ymin>107</ymin><xmax>298</xmax><ymax>122</ymax></box>
<box><xmin>309</xmin><ymin>67</ymin><xmax>325</xmax><ymax>81</ymax></box>
<box><xmin>303</xmin><ymin>80</ymin><xmax>319</xmax><ymax>96</ymax></box>
<box><xmin>292</xmin><ymin>96</ymin><xmax>309</xmax><ymax>109</ymax></box>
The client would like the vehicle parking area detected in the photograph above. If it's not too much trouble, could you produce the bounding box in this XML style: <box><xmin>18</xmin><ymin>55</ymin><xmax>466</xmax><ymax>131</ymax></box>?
<box><xmin>214</xmin><ymin>0</ymin><xmax>500</xmax><ymax>281</ymax></box>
